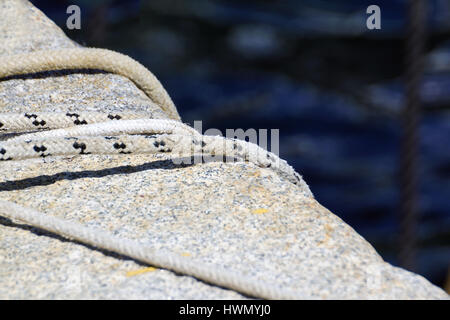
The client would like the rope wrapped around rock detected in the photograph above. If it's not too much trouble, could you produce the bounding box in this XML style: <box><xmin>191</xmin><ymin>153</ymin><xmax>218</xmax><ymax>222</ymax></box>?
<box><xmin>0</xmin><ymin>47</ymin><xmax>312</xmax><ymax>299</ymax></box>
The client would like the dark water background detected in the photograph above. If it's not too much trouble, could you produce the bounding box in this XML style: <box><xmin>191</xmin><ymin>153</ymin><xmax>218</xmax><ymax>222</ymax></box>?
<box><xmin>31</xmin><ymin>0</ymin><xmax>449</xmax><ymax>290</ymax></box>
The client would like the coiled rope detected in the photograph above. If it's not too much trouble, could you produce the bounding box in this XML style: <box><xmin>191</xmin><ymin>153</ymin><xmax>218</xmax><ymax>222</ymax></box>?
<box><xmin>0</xmin><ymin>47</ymin><xmax>311</xmax><ymax>299</ymax></box>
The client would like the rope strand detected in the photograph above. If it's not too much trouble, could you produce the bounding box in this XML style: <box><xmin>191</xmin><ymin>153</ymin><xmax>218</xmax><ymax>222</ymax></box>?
<box><xmin>0</xmin><ymin>200</ymin><xmax>307</xmax><ymax>300</ymax></box>
<box><xmin>0</xmin><ymin>48</ymin><xmax>181</xmax><ymax>121</ymax></box>
<box><xmin>0</xmin><ymin>111</ymin><xmax>154</xmax><ymax>132</ymax></box>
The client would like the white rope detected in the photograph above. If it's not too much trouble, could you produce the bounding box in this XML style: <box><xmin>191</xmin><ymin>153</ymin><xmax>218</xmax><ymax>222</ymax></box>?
<box><xmin>6</xmin><ymin>118</ymin><xmax>201</xmax><ymax>142</ymax></box>
<box><xmin>0</xmin><ymin>46</ymin><xmax>312</xmax><ymax>299</ymax></box>
<box><xmin>0</xmin><ymin>112</ymin><xmax>153</xmax><ymax>132</ymax></box>
<box><xmin>0</xmin><ymin>200</ymin><xmax>307</xmax><ymax>299</ymax></box>
<box><xmin>2</xmin><ymin>118</ymin><xmax>308</xmax><ymax>187</ymax></box>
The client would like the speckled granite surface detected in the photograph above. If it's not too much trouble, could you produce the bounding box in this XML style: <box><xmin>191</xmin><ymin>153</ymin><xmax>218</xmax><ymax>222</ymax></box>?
<box><xmin>0</xmin><ymin>0</ymin><xmax>448</xmax><ymax>299</ymax></box>
<box><xmin>0</xmin><ymin>0</ymin><xmax>168</xmax><ymax>120</ymax></box>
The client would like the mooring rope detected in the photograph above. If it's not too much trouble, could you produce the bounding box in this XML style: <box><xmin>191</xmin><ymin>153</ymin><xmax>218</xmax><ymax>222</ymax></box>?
<box><xmin>0</xmin><ymin>46</ymin><xmax>312</xmax><ymax>299</ymax></box>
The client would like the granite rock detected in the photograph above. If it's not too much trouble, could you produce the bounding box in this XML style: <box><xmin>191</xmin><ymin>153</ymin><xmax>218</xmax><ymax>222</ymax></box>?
<box><xmin>0</xmin><ymin>0</ymin><xmax>448</xmax><ymax>299</ymax></box>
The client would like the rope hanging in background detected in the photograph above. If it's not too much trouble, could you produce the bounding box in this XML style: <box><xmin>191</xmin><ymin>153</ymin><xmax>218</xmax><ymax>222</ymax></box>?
<box><xmin>400</xmin><ymin>0</ymin><xmax>427</xmax><ymax>271</ymax></box>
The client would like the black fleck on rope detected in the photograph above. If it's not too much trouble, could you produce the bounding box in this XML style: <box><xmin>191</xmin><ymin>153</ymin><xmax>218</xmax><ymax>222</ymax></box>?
<box><xmin>399</xmin><ymin>0</ymin><xmax>426</xmax><ymax>271</ymax></box>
